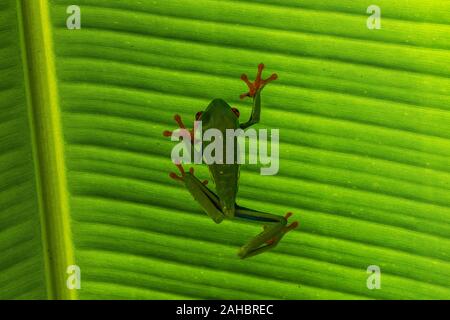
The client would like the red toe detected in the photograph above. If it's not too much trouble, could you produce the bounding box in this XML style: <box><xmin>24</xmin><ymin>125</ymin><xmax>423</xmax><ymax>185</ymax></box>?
<box><xmin>286</xmin><ymin>221</ymin><xmax>299</xmax><ymax>232</ymax></box>
<box><xmin>240</xmin><ymin>63</ymin><xmax>278</xmax><ymax>99</ymax></box>
<box><xmin>284</xmin><ymin>212</ymin><xmax>293</xmax><ymax>219</ymax></box>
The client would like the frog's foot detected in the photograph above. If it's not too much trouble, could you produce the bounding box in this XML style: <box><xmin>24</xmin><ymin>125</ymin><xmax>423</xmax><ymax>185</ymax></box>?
<box><xmin>163</xmin><ymin>114</ymin><xmax>195</xmax><ymax>141</ymax></box>
<box><xmin>283</xmin><ymin>212</ymin><xmax>299</xmax><ymax>233</ymax></box>
<box><xmin>240</xmin><ymin>63</ymin><xmax>278</xmax><ymax>99</ymax></box>
<box><xmin>169</xmin><ymin>162</ymin><xmax>186</xmax><ymax>182</ymax></box>
<box><xmin>170</xmin><ymin>164</ymin><xmax>209</xmax><ymax>185</ymax></box>
<box><xmin>265</xmin><ymin>212</ymin><xmax>299</xmax><ymax>245</ymax></box>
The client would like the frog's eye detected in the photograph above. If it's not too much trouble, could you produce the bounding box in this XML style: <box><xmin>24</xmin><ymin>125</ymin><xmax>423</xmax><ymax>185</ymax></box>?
<box><xmin>231</xmin><ymin>108</ymin><xmax>240</xmax><ymax>118</ymax></box>
<box><xmin>195</xmin><ymin>111</ymin><xmax>203</xmax><ymax>120</ymax></box>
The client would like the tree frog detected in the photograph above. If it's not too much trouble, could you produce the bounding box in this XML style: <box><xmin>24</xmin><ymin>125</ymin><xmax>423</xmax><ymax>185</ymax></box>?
<box><xmin>163</xmin><ymin>64</ymin><xmax>298</xmax><ymax>259</ymax></box>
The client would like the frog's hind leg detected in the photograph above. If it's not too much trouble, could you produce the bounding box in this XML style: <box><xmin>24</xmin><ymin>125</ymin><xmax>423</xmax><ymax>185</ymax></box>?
<box><xmin>169</xmin><ymin>163</ymin><xmax>224</xmax><ymax>224</ymax></box>
<box><xmin>235</xmin><ymin>205</ymin><xmax>298</xmax><ymax>259</ymax></box>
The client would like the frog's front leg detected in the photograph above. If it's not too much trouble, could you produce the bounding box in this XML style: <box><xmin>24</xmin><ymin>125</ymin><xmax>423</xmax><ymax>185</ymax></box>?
<box><xmin>163</xmin><ymin>114</ymin><xmax>201</xmax><ymax>160</ymax></box>
<box><xmin>163</xmin><ymin>114</ymin><xmax>198</xmax><ymax>142</ymax></box>
<box><xmin>169</xmin><ymin>162</ymin><xmax>224</xmax><ymax>224</ymax></box>
<box><xmin>235</xmin><ymin>206</ymin><xmax>298</xmax><ymax>259</ymax></box>
<box><xmin>239</xmin><ymin>63</ymin><xmax>278</xmax><ymax>129</ymax></box>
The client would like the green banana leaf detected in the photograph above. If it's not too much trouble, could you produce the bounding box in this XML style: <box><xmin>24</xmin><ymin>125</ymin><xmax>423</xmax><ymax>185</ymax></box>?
<box><xmin>1</xmin><ymin>0</ymin><xmax>449</xmax><ymax>299</ymax></box>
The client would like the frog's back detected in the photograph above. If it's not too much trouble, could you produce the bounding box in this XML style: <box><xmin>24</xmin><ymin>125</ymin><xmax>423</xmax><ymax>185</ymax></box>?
<box><xmin>202</xmin><ymin>99</ymin><xmax>240</xmax><ymax>218</ymax></box>
<box><xmin>208</xmin><ymin>163</ymin><xmax>239</xmax><ymax>218</ymax></box>
<box><xmin>202</xmin><ymin>99</ymin><xmax>239</xmax><ymax>131</ymax></box>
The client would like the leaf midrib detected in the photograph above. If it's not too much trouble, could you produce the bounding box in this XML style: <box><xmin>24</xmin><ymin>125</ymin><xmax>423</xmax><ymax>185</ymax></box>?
<box><xmin>17</xmin><ymin>0</ymin><xmax>76</xmax><ymax>299</ymax></box>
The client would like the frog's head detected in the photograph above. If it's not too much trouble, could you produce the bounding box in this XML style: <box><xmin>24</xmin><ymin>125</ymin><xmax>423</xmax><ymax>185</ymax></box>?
<box><xmin>195</xmin><ymin>98</ymin><xmax>240</xmax><ymax>131</ymax></box>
